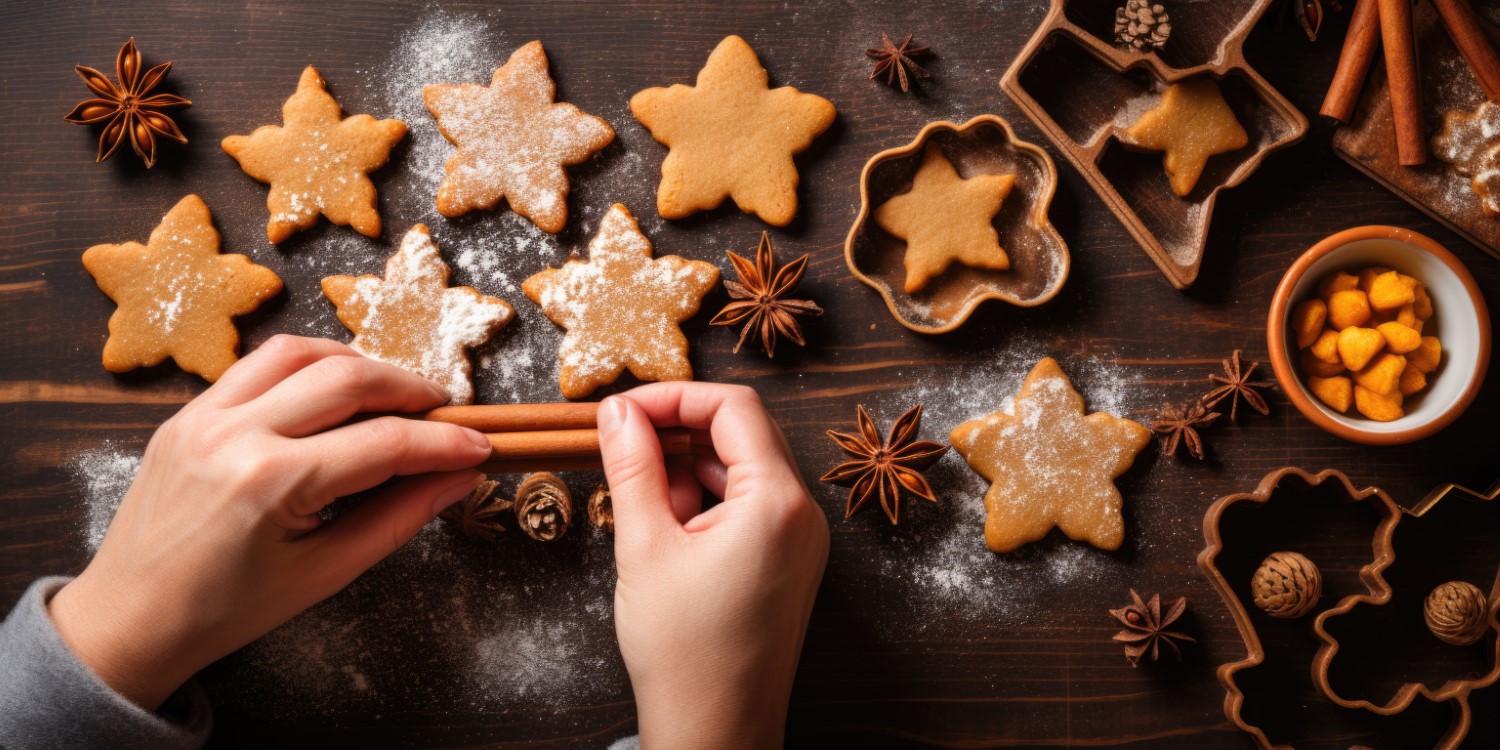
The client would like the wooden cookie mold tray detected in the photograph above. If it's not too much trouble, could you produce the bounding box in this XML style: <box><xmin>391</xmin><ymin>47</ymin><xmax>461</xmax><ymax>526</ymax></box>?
<box><xmin>1000</xmin><ymin>0</ymin><xmax>1308</xmax><ymax>289</ymax></box>
<box><xmin>1199</xmin><ymin>468</ymin><xmax>1500</xmax><ymax>749</ymax></box>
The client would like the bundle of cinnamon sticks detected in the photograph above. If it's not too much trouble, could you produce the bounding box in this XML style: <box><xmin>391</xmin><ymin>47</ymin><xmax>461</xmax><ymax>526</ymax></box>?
<box><xmin>1321</xmin><ymin>0</ymin><xmax>1500</xmax><ymax>165</ymax></box>
<box><xmin>423</xmin><ymin>402</ymin><xmax>694</xmax><ymax>474</ymax></box>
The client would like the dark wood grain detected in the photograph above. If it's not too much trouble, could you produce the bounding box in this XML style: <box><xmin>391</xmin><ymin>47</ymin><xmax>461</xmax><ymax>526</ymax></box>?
<box><xmin>1</xmin><ymin>1</ymin><xmax>1497</xmax><ymax>748</ymax></box>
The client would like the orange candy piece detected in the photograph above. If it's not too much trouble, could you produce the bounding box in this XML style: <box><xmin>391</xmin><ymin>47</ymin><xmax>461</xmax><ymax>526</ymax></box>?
<box><xmin>1336</xmin><ymin>326</ymin><xmax>1385</xmax><ymax>371</ymax></box>
<box><xmin>1353</xmin><ymin>353</ymin><xmax>1406</xmax><ymax>396</ymax></box>
<box><xmin>1293</xmin><ymin>299</ymin><xmax>1328</xmax><ymax>349</ymax></box>
<box><xmin>1375</xmin><ymin>321</ymin><xmax>1421</xmax><ymax>354</ymax></box>
<box><xmin>1308</xmin><ymin>375</ymin><xmax>1353</xmax><ymax>412</ymax></box>
<box><xmin>1327</xmin><ymin>290</ymin><xmax>1372</xmax><ymax>330</ymax></box>
<box><xmin>1354</xmin><ymin>385</ymin><xmax>1403</xmax><ymax>421</ymax></box>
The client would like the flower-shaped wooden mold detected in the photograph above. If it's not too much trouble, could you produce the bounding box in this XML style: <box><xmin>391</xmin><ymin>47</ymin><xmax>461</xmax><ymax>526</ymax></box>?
<box><xmin>1000</xmin><ymin>0</ymin><xmax>1308</xmax><ymax>289</ymax></box>
<box><xmin>1200</xmin><ymin>469</ymin><xmax>1500</xmax><ymax>749</ymax></box>
<box><xmin>845</xmin><ymin>116</ymin><xmax>1068</xmax><ymax>334</ymax></box>
<box><xmin>1311</xmin><ymin>480</ymin><xmax>1500</xmax><ymax>750</ymax></box>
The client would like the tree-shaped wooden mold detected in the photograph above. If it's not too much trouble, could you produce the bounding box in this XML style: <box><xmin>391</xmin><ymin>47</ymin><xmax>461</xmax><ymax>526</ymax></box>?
<box><xmin>1000</xmin><ymin>0</ymin><xmax>1308</xmax><ymax>289</ymax></box>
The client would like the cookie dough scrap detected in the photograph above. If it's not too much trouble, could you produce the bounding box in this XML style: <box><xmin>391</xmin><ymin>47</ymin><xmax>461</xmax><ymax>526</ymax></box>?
<box><xmin>1118</xmin><ymin>77</ymin><xmax>1248</xmax><ymax>197</ymax></box>
<box><xmin>630</xmin><ymin>35</ymin><xmax>836</xmax><ymax>226</ymax></box>
<box><xmin>522</xmin><ymin>203</ymin><xmax>719</xmax><ymax>399</ymax></box>
<box><xmin>874</xmin><ymin>143</ymin><xmax>1014</xmax><ymax>294</ymax></box>
<box><xmin>81</xmin><ymin>195</ymin><xmax>283</xmax><ymax>382</ymax></box>
<box><xmin>424</xmin><ymin>40</ymin><xmax>615</xmax><ymax>232</ymax></box>
<box><xmin>222</xmin><ymin>67</ymin><xmax>407</xmax><ymax>244</ymax></box>
<box><xmin>321</xmin><ymin>225</ymin><xmax>514</xmax><ymax>405</ymax></box>
<box><xmin>1432</xmin><ymin>100</ymin><xmax>1500</xmax><ymax>216</ymax></box>
<box><xmin>950</xmin><ymin>357</ymin><xmax>1151</xmax><ymax>554</ymax></box>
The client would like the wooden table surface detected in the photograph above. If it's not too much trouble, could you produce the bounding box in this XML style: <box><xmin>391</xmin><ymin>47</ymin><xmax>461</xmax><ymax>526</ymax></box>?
<box><xmin>2</xmin><ymin>1</ymin><xmax>1497</xmax><ymax>748</ymax></box>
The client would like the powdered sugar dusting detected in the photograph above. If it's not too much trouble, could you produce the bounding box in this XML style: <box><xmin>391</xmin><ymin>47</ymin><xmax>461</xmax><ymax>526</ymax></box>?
<box><xmin>333</xmin><ymin>226</ymin><xmax>514</xmax><ymax>405</ymax></box>
<box><xmin>526</xmin><ymin>205</ymin><xmax>718</xmax><ymax>397</ymax></box>
<box><xmin>822</xmin><ymin>342</ymin><xmax>1159</xmax><ymax>627</ymax></box>
<box><xmin>424</xmin><ymin>41</ymin><xmax>613</xmax><ymax>229</ymax></box>
<box><xmin>69</xmin><ymin>444</ymin><xmax>142</xmax><ymax>553</ymax></box>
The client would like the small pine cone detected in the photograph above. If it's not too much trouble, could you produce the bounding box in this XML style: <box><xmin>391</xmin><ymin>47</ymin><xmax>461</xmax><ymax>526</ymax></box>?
<box><xmin>587</xmin><ymin>484</ymin><xmax>614</xmax><ymax>533</ymax></box>
<box><xmin>1425</xmin><ymin>581</ymin><xmax>1490</xmax><ymax>646</ymax></box>
<box><xmin>515</xmin><ymin>472</ymin><xmax>572</xmax><ymax>542</ymax></box>
<box><xmin>1251</xmin><ymin>551</ymin><xmax>1322</xmax><ymax>619</ymax></box>
<box><xmin>1114</xmin><ymin>0</ymin><xmax>1171</xmax><ymax>51</ymax></box>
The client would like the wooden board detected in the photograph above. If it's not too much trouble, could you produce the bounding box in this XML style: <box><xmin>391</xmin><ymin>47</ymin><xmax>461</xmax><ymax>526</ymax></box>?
<box><xmin>1332</xmin><ymin>0</ymin><xmax>1500</xmax><ymax>263</ymax></box>
<box><xmin>1</xmin><ymin>1</ymin><xmax>1498</xmax><ymax>747</ymax></box>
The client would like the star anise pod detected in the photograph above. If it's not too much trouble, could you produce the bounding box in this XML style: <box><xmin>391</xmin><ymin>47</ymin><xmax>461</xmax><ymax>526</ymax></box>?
<box><xmin>821</xmin><ymin>404</ymin><xmax>948</xmax><ymax>524</ymax></box>
<box><xmin>1273</xmin><ymin>0</ymin><xmax>1343</xmax><ymax>41</ymax></box>
<box><xmin>865</xmin><ymin>33</ymin><xmax>932</xmax><ymax>93</ymax></box>
<box><xmin>1152</xmin><ymin>400</ymin><xmax>1219</xmax><ymax>460</ymax></box>
<box><xmin>710</xmin><ymin>232</ymin><xmax>823</xmax><ymax>357</ymax></box>
<box><xmin>1110</xmin><ymin>589</ymin><xmax>1195</xmax><ymax>667</ymax></box>
<box><xmin>64</xmin><ymin>38</ymin><xmax>191</xmax><ymax>168</ymax></box>
<box><xmin>440</xmin><ymin>480</ymin><xmax>512</xmax><ymax>542</ymax></box>
<box><xmin>1202</xmin><ymin>349</ymin><xmax>1273</xmax><ymax>421</ymax></box>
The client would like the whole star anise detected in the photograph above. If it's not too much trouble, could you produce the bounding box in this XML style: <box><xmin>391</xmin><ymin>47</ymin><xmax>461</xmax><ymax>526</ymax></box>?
<box><xmin>866</xmin><ymin>33</ymin><xmax>932</xmax><ymax>93</ymax></box>
<box><xmin>710</xmin><ymin>232</ymin><xmax>823</xmax><ymax>357</ymax></box>
<box><xmin>1111</xmin><ymin>589</ymin><xmax>1195</xmax><ymax>667</ymax></box>
<box><xmin>64</xmin><ymin>38</ymin><xmax>190</xmax><ymax>168</ymax></box>
<box><xmin>1153</xmin><ymin>400</ymin><xmax>1220</xmax><ymax>460</ymax></box>
<box><xmin>1202</xmin><ymin>349</ymin><xmax>1273</xmax><ymax>421</ymax></box>
<box><xmin>440</xmin><ymin>480</ymin><xmax>512</xmax><ymax>541</ymax></box>
<box><xmin>820</xmin><ymin>404</ymin><xmax>948</xmax><ymax>524</ymax></box>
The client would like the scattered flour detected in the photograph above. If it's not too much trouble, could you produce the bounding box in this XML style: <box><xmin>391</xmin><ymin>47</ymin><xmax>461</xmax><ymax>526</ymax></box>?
<box><xmin>817</xmin><ymin>340</ymin><xmax>1161</xmax><ymax>629</ymax></box>
<box><xmin>70</xmin><ymin>444</ymin><xmax>142</xmax><ymax>553</ymax></box>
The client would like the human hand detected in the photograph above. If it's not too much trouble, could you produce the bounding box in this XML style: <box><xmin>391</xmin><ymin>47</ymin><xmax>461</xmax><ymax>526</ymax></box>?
<box><xmin>598</xmin><ymin>383</ymin><xmax>830</xmax><ymax>749</ymax></box>
<box><xmin>48</xmin><ymin>335</ymin><xmax>492</xmax><ymax>710</ymax></box>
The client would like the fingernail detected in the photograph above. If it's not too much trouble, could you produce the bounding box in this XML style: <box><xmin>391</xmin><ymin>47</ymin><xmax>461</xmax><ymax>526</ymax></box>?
<box><xmin>461</xmin><ymin>427</ymin><xmax>492</xmax><ymax>451</ymax></box>
<box><xmin>432</xmin><ymin>471</ymin><xmax>486</xmax><ymax>515</ymax></box>
<box><xmin>599</xmin><ymin>397</ymin><xmax>628</xmax><ymax>433</ymax></box>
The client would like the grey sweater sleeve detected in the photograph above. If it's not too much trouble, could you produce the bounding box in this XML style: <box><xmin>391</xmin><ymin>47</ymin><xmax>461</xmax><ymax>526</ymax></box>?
<box><xmin>0</xmin><ymin>577</ymin><xmax>212</xmax><ymax>750</ymax></box>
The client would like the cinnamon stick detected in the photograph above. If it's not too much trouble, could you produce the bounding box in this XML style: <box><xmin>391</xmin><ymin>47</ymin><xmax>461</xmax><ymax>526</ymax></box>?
<box><xmin>1321</xmin><ymin>0</ymin><xmax>1383</xmax><ymax>122</ymax></box>
<box><xmin>1379</xmin><ymin>0</ymin><xmax>1428</xmax><ymax>165</ymax></box>
<box><xmin>1432</xmin><ymin>0</ymin><xmax>1500</xmax><ymax>102</ymax></box>
<box><xmin>480</xmin><ymin>428</ymin><xmax>693</xmax><ymax>473</ymax></box>
<box><xmin>424</xmin><ymin>402</ymin><xmax>600</xmax><ymax>432</ymax></box>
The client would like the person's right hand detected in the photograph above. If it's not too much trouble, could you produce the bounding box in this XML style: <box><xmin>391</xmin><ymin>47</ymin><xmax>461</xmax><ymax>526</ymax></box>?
<box><xmin>598</xmin><ymin>383</ymin><xmax>830</xmax><ymax>749</ymax></box>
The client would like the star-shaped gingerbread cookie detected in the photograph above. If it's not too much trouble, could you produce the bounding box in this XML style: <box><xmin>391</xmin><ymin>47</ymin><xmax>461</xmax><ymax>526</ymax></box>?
<box><xmin>1432</xmin><ymin>100</ymin><xmax>1500</xmax><ymax>215</ymax></box>
<box><xmin>950</xmin><ymin>357</ymin><xmax>1150</xmax><ymax>554</ymax></box>
<box><xmin>522</xmin><ymin>203</ymin><xmax>719</xmax><ymax>399</ymax></box>
<box><xmin>874</xmin><ymin>144</ymin><xmax>1014</xmax><ymax>294</ymax></box>
<box><xmin>81</xmin><ymin>195</ymin><xmax>283</xmax><ymax>382</ymax></box>
<box><xmin>424</xmin><ymin>41</ymin><xmax>614</xmax><ymax>232</ymax></box>
<box><xmin>223</xmin><ymin>67</ymin><xmax>407</xmax><ymax>244</ymax></box>
<box><xmin>1118</xmin><ymin>77</ymin><xmax>1248</xmax><ymax>197</ymax></box>
<box><xmin>630</xmin><ymin>35</ymin><xmax>836</xmax><ymax>227</ymax></box>
<box><xmin>321</xmin><ymin>225</ymin><xmax>514</xmax><ymax>405</ymax></box>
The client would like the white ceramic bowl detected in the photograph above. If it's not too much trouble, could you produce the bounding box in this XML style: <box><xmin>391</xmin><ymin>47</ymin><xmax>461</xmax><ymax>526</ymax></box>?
<box><xmin>1267</xmin><ymin>226</ymin><xmax>1491</xmax><ymax>445</ymax></box>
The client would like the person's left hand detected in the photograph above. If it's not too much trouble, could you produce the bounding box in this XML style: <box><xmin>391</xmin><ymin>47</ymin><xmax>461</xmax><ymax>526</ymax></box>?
<box><xmin>47</xmin><ymin>335</ymin><xmax>493</xmax><ymax>710</ymax></box>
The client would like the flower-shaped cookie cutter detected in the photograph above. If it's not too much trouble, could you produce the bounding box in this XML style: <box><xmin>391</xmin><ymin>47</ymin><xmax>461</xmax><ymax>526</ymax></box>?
<box><xmin>1310</xmin><ymin>480</ymin><xmax>1500</xmax><ymax>749</ymax></box>
<box><xmin>1199</xmin><ymin>467</ymin><xmax>1402</xmax><ymax>749</ymax></box>
<box><xmin>844</xmin><ymin>116</ymin><xmax>1069</xmax><ymax>334</ymax></box>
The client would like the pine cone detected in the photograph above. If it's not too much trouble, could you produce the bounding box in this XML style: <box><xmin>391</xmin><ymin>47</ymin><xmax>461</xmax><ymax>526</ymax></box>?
<box><xmin>1114</xmin><ymin>0</ymin><xmax>1172</xmax><ymax>51</ymax></box>
<box><xmin>1251</xmin><ymin>551</ymin><xmax>1322</xmax><ymax>619</ymax></box>
<box><xmin>515</xmin><ymin>472</ymin><xmax>573</xmax><ymax>542</ymax></box>
<box><xmin>587</xmin><ymin>484</ymin><xmax>614</xmax><ymax>533</ymax></box>
<box><xmin>1425</xmin><ymin>581</ymin><xmax>1490</xmax><ymax>646</ymax></box>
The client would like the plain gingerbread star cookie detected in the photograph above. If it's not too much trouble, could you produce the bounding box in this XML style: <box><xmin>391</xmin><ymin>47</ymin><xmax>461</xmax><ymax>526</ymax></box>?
<box><xmin>522</xmin><ymin>203</ymin><xmax>719</xmax><ymax>399</ymax></box>
<box><xmin>321</xmin><ymin>225</ymin><xmax>514</xmax><ymax>405</ymax></box>
<box><xmin>424</xmin><ymin>41</ymin><xmax>614</xmax><ymax>232</ymax></box>
<box><xmin>222</xmin><ymin>67</ymin><xmax>407</xmax><ymax>244</ymax></box>
<box><xmin>949</xmin><ymin>357</ymin><xmax>1150</xmax><ymax>554</ymax></box>
<box><xmin>1118</xmin><ymin>77</ymin><xmax>1248</xmax><ymax>197</ymax></box>
<box><xmin>81</xmin><ymin>195</ymin><xmax>283</xmax><ymax>382</ymax></box>
<box><xmin>874</xmin><ymin>144</ymin><xmax>1014</xmax><ymax>293</ymax></box>
<box><xmin>630</xmin><ymin>35</ymin><xmax>836</xmax><ymax>226</ymax></box>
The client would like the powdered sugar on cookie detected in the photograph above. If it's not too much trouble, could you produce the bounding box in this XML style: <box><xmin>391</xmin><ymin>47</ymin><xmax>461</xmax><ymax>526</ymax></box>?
<box><xmin>424</xmin><ymin>41</ymin><xmax>614</xmax><ymax>232</ymax></box>
<box><xmin>322</xmin><ymin>225</ymin><xmax>514</xmax><ymax>404</ymax></box>
<box><xmin>522</xmin><ymin>204</ymin><xmax>718</xmax><ymax>399</ymax></box>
